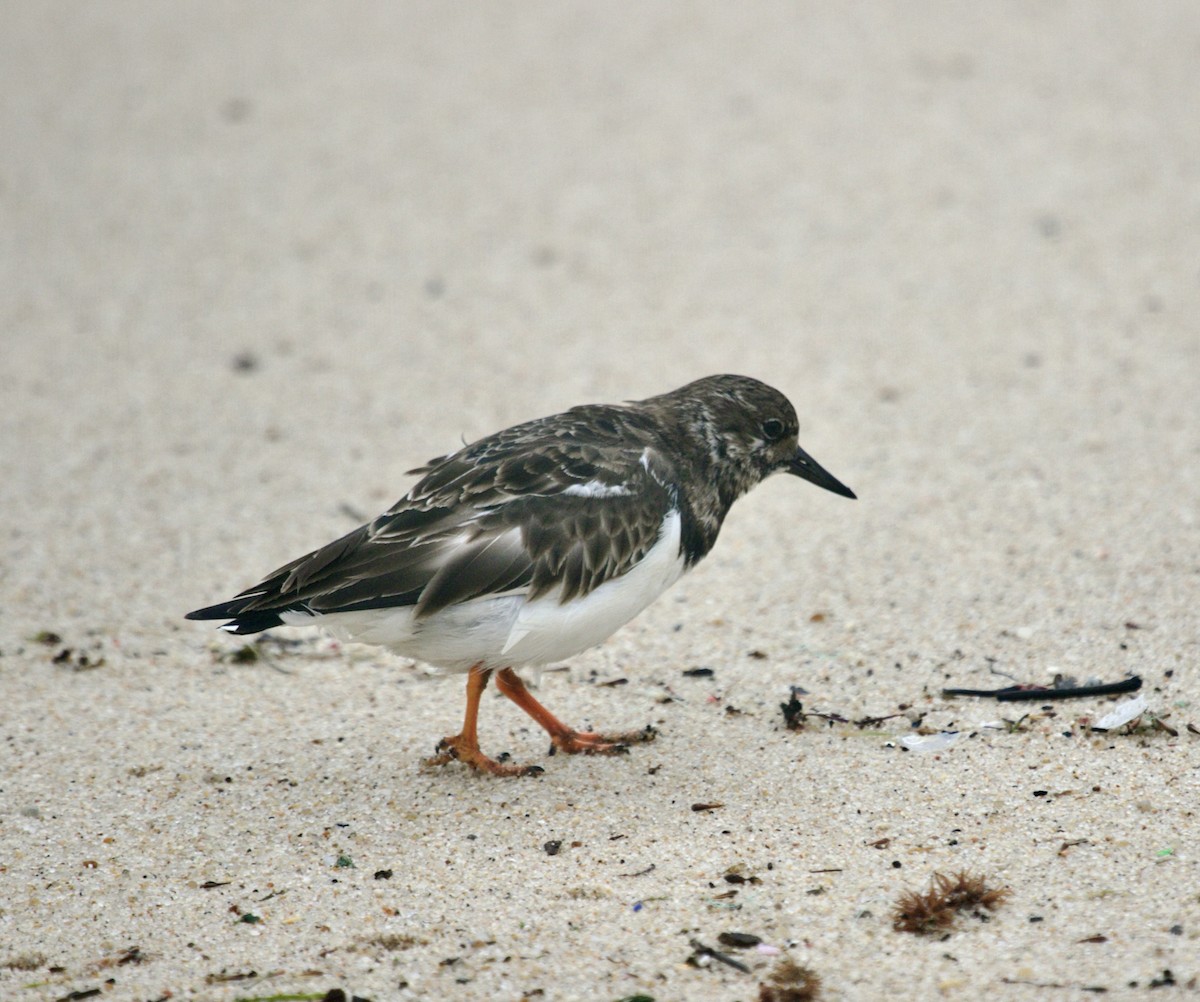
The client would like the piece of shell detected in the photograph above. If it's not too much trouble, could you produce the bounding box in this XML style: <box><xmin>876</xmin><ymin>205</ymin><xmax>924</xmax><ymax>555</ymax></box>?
<box><xmin>901</xmin><ymin>731</ymin><xmax>959</xmax><ymax>752</ymax></box>
<box><xmin>1093</xmin><ymin>694</ymin><xmax>1147</xmax><ymax>731</ymax></box>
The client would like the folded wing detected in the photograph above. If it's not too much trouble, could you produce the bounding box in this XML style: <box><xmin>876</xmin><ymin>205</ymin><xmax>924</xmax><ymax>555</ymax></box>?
<box><xmin>186</xmin><ymin>417</ymin><xmax>678</xmax><ymax>634</ymax></box>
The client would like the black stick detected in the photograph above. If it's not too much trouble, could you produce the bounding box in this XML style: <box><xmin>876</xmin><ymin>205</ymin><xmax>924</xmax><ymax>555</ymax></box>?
<box><xmin>942</xmin><ymin>676</ymin><xmax>1141</xmax><ymax>702</ymax></box>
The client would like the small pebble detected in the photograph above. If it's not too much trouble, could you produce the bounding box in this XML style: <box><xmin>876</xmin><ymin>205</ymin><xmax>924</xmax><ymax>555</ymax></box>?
<box><xmin>718</xmin><ymin>931</ymin><xmax>761</xmax><ymax>948</ymax></box>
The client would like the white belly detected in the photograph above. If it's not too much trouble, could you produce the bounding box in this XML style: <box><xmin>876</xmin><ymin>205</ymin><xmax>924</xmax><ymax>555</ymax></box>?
<box><xmin>297</xmin><ymin>510</ymin><xmax>686</xmax><ymax>672</ymax></box>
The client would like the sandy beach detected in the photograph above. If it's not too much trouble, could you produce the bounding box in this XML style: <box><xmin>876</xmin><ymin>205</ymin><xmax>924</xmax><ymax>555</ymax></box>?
<box><xmin>2</xmin><ymin>3</ymin><xmax>1198</xmax><ymax>999</ymax></box>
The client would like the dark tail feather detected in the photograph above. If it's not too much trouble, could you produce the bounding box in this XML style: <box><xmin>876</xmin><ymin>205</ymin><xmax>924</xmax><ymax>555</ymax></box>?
<box><xmin>185</xmin><ymin>599</ymin><xmax>247</xmax><ymax>621</ymax></box>
<box><xmin>186</xmin><ymin>600</ymin><xmax>287</xmax><ymax>635</ymax></box>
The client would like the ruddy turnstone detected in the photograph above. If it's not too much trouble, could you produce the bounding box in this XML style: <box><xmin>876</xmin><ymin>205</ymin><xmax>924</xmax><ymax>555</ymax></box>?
<box><xmin>187</xmin><ymin>374</ymin><xmax>855</xmax><ymax>775</ymax></box>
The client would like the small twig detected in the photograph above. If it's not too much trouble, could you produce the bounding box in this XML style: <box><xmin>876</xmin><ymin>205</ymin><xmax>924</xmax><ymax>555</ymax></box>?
<box><xmin>782</xmin><ymin>688</ymin><xmax>849</xmax><ymax>730</ymax></box>
<box><xmin>943</xmin><ymin>676</ymin><xmax>1141</xmax><ymax>702</ymax></box>
<box><xmin>853</xmin><ymin>712</ymin><xmax>907</xmax><ymax>729</ymax></box>
<box><xmin>688</xmin><ymin>938</ymin><xmax>750</xmax><ymax>974</ymax></box>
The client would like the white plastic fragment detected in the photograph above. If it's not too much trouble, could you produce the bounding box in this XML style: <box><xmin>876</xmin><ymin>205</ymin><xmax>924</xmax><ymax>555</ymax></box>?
<box><xmin>901</xmin><ymin>731</ymin><xmax>960</xmax><ymax>752</ymax></box>
<box><xmin>1093</xmin><ymin>694</ymin><xmax>1148</xmax><ymax>731</ymax></box>
<box><xmin>756</xmin><ymin>943</ymin><xmax>781</xmax><ymax>955</ymax></box>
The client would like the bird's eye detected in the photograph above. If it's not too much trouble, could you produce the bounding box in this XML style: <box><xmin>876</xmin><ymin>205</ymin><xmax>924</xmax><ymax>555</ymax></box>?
<box><xmin>761</xmin><ymin>418</ymin><xmax>785</xmax><ymax>441</ymax></box>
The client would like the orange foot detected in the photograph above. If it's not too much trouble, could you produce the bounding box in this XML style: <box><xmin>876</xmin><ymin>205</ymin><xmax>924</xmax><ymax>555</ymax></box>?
<box><xmin>549</xmin><ymin>725</ymin><xmax>658</xmax><ymax>756</ymax></box>
<box><xmin>494</xmin><ymin>666</ymin><xmax>658</xmax><ymax>761</ymax></box>
<box><xmin>425</xmin><ymin>733</ymin><xmax>544</xmax><ymax>777</ymax></box>
<box><xmin>423</xmin><ymin>663</ymin><xmax>543</xmax><ymax>777</ymax></box>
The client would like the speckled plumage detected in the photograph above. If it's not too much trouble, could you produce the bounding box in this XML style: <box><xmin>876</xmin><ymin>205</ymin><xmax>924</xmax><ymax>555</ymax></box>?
<box><xmin>187</xmin><ymin>374</ymin><xmax>855</xmax><ymax>775</ymax></box>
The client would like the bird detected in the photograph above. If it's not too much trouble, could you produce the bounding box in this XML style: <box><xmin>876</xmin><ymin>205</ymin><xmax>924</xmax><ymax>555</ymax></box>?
<box><xmin>187</xmin><ymin>374</ymin><xmax>855</xmax><ymax>776</ymax></box>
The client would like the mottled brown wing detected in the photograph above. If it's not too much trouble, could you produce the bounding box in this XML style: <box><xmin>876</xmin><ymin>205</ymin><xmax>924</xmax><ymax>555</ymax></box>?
<box><xmin>412</xmin><ymin>475</ymin><xmax>676</xmax><ymax>616</ymax></box>
<box><xmin>189</xmin><ymin>416</ymin><xmax>678</xmax><ymax>625</ymax></box>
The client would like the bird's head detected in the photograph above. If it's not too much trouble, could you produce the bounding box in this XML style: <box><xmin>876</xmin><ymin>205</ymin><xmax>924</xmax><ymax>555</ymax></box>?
<box><xmin>669</xmin><ymin>374</ymin><xmax>857</xmax><ymax>502</ymax></box>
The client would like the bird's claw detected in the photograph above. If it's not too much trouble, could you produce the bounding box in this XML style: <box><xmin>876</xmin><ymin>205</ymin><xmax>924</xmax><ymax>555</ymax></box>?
<box><xmin>426</xmin><ymin>735</ymin><xmax>543</xmax><ymax>777</ymax></box>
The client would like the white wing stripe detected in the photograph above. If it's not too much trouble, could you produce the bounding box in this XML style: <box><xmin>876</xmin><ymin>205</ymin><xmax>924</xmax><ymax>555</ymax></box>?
<box><xmin>560</xmin><ymin>480</ymin><xmax>633</xmax><ymax>499</ymax></box>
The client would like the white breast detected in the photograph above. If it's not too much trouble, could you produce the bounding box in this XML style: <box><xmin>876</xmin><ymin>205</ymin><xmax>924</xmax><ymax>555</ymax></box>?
<box><xmin>307</xmin><ymin>510</ymin><xmax>686</xmax><ymax>672</ymax></box>
<box><xmin>500</xmin><ymin>509</ymin><xmax>685</xmax><ymax>665</ymax></box>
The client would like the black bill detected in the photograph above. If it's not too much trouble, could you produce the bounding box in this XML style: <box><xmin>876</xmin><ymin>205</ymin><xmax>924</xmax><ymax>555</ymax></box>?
<box><xmin>787</xmin><ymin>446</ymin><xmax>856</xmax><ymax>499</ymax></box>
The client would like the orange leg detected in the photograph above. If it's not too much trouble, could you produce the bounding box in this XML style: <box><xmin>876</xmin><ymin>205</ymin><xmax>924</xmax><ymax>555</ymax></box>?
<box><xmin>425</xmin><ymin>664</ymin><xmax>543</xmax><ymax>777</ymax></box>
<box><xmin>495</xmin><ymin>667</ymin><xmax>656</xmax><ymax>756</ymax></box>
